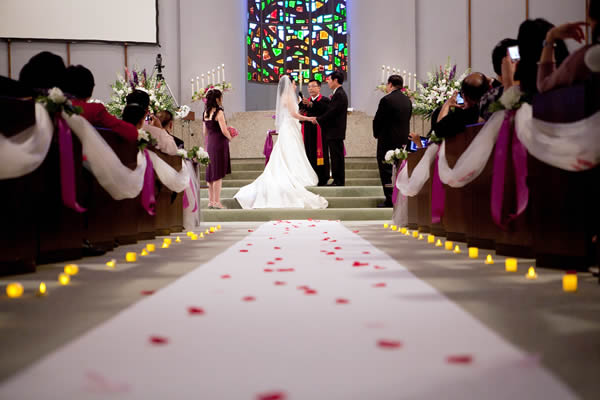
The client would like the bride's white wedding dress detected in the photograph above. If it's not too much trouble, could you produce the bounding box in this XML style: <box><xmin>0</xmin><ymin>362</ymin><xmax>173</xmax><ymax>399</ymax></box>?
<box><xmin>234</xmin><ymin>77</ymin><xmax>328</xmax><ymax>209</ymax></box>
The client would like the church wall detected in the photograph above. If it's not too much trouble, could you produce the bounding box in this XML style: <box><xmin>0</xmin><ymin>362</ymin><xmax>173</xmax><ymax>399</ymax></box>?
<box><xmin>529</xmin><ymin>0</ymin><xmax>587</xmax><ymax>52</ymax></box>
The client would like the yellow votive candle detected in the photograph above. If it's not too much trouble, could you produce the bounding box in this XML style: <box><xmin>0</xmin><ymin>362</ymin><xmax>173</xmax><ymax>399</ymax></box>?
<box><xmin>146</xmin><ymin>244</ymin><xmax>156</xmax><ymax>252</ymax></box>
<box><xmin>391</xmin><ymin>225</ymin><xmax>398</xmax><ymax>231</ymax></box>
<box><xmin>453</xmin><ymin>245</ymin><xmax>461</xmax><ymax>254</ymax></box>
<box><xmin>162</xmin><ymin>243</ymin><xmax>169</xmax><ymax>249</ymax></box>
<box><xmin>163</xmin><ymin>238</ymin><xmax>172</xmax><ymax>246</ymax></box>
<box><xmin>191</xmin><ymin>234</ymin><xmax>198</xmax><ymax>241</ymax></box>
<box><xmin>126</xmin><ymin>252</ymin><xmax>137</xmax><ymax>262</ymax></box>
<box><xmin>141</xmin><ymin>249</ymin><xmax>149</xmax><ymax>256</ymax></box>
<box><xmin>64</xmin><ymin>264</ymin><xmax>79</xmax><ymax>276</ymax></box>
<box><xmin>106</xmin><ymin>259</ymin><xmax>116</xmax><ymax>268</ymax></box>
<box><xmin>412</xmin><ymin>231</ymin><xmax>419</xmax><ymax>238</ymax></box>
<box><xmin>37</xmin><ymin>282</ymin><xmax>47</xmax><ymax>296</ymax></box>
<box><xmin>175</xmin><ymin>237</ymin><xmax>181</xmax><ymax>243</ymax></box>
<box><xmin>187</xmin><ymin>231</ymin><xmax>194</xmax><ymax>237</ymax></box>
<box><xmin>563</xmin><ymin>273</ymin><xmax>577</xmax><ymax>292</ymax></box>
<box><xmin>428</xmin><ymin>235</ymin><xmax>435</xmax><ymax>244</ymax></box>
<box><xmin>468</xmin><ymin>247</ymin><xmax>479</xmax><ymax>259</ymax></box>
<box><xmin>445</xmin><ymin>241</ymin><xmax>454</xmax><ymax>251</ymax></box>
<box><xmin>210</xmin><ymin>227</ymin><xmax>216</xmax><ymax>233</ymax></box>
<box><xmin>400</xmin><ymin>227</ymin><xmax>407</xmax><ymax>234</ymax></box>
<box><xmin>58</xmin><ymin>273</ymin><xmax>70</xmax><ymax>285</ymax></box>
<box><xmin>383</xmin><ymin>223</ymin><xmax>389</xmax><ymax>229</ymax></box>
<box><xmin>526</xmin><ymin>266</ymin><xmax>538</xmax><ymax>280</ymax></box>
<box><xmin>435</xmin><ymin>239</ymin><xmax>443</xmax><ymax>247</ymax></box>
<box><xmin>217</xmin><ymin>225</ymin><xmax>222</xmax><ymax>230</ymax></box>
<box><xmin>6</xmin><ymin>282</ymin><xmax>24</xmax><ymax>298</ymax></box>
<box><xmin>505</xmin><ymin>258</ymin><xmax>518</xmax><ymax>272</ymax></box>
<box><xmin>418</xmin><ymin>234</ymin><xmax>424</xmax><ymax>240</ymax></box>
<box><xmin>205</xmin><ymin>229</ymin><xmax>210</xmax><ymax>234</ymax></box>
<box><xmin>485</xmin><ymin>254</ymin><xmax>494</xmax><ymax>265</ymax></box>
<box><xmin>200</xmin><ymin>233</ymin><xmax>205</xmax><ymax>238</ymax></box>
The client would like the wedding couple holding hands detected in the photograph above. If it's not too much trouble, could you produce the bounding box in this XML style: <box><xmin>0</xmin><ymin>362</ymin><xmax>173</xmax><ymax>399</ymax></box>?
<box><xmin>234</xmin><ymin>71</ymin><xmax>348</xmax><ymax>209</ymax></box>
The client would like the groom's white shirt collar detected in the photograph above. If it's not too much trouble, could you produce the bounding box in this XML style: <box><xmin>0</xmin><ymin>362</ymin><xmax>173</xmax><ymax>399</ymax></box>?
<box><xmin>332</xmin><ymin>87</ymin><xmax>339</xmax><ymax>96</ymax></box>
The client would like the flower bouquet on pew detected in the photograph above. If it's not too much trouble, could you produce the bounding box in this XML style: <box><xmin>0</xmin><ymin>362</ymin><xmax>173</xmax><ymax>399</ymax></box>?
<box><xmin>137</xmin><ymin>129</ymin><xmax>157</xmax><ymax>151</ymax></box>
<box><xmin>427</xmin><ymin>130</ymin><xmax>443</xmax><ymax>144</ymax></box>
<box><xmin>384</xmin><ymin>146</ymin><xmax>408</xmax><ymax>165</ymax></box>
<box><xmin>191</xmin><ymin>82</ymin><xmax>233</xmax><ymax>103</ymax></box>
<box><xmin>488</xmin><ymin>86</ymin><xmax>528</xmax><ymax>113</ymax></box>
<box><xmin>37</xmin><ymin>87</ymin><xmax>82</xmax><ymax>116</ymax></box>
<box><xmin>180</xmin><ymin>146</ymin><xmax>210</xmax><ymax>166</ymax></box>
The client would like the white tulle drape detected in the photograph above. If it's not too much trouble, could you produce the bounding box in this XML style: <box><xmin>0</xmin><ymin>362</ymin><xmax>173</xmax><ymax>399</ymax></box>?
<box><xmin>395</xmin><ymin>143</ymin><xmax>439</xmax><ymax>197</ymax></box>
<box><xmin>0</xmin><ymin>103</ymin><xmax>53</xmax><ymax>179</ymax></box>
<box><xmin>146</xmin><ymin>151</ymin><xmax>189</xmax><ymax>193</ymax></box>
<box><xmin>182</xmin><ymin>160</ymin><xmax>202</xmax><ymax>231</ymax></box>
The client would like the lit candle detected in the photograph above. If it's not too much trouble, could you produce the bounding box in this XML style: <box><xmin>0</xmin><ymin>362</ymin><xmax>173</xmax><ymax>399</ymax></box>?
<box><xmin>445</xmin><ymin>241</ymin><xmax>454</xmax><ymax>251</ymax></box>
<box><xmin>468</xmin><ymin>247</ymin><xmax>479</xmax><ymax>259</ymax></box>
<box><xmin>164</xmin><ymin>238</ymin><xmax>172</xmax><ymax>246</ymax></box>
<box><xmin>391</xmin><ymin>225</ymin><xmax>397</xmax><ymax>231</ymax></box>
<box><xmin>453</xmin><ymin>245</ymin><xmax>461</xmax><ymax>254</ymax></box>
<box><xmin>207</xmin><ymin>71</ymin><xmax>211</xmax><ymax>85</ymax></box>
<box><xmin>505</xmin><ymin>258</ymin><xmax>518</xmax><ymax>272</ymax></box>
<box><xmin>201</xmin><ymin>74</ymin><xmax>205</xmax><ymax>89</ymax></box>
<box><xmin>64</xmin><ymin>264</ymin><xmax>79</xmax><ymax>276</ymax></box>
<box><xmin>162</xmin><ymin>243</ymin><xmax>169</xmax><ymax>249</ymax></box>
<box><xmin>217</xmin><ymin>224</ymin><xmax>222</xmax><ymax>230</ymax></box>
<box><xmin>435</xmin><ymin>239</ymin><xmax>443</xmax><ymax>247</ymax></box>
<box><xmin>191</xmin><ymin>234</ymin><xmax>198</xmax><ymax>241</ymax></box>
<box><xmin>106</xmin><ymin>259</ymin><xmax>116</xmax><ymax>268</ymax></box>
<box><xmin>526</xmin><ymin>266</ymin><xmax>538</xmax><ymax>280</ymax></box>
<box><xmin>412</xmin><ymin>231</ymin><xmax>419</xmax><ymax>238</ymax></box>
<box><xmin>562</xmin><ymin>273</ymin><xmax>577</xmax><ymax>292</ymax></box>
<box><xmin>484</xmin><ymin>254</ymin><xmax>494</xmax><ymax>265</ymax></box>
<box><xmin>196</xmin><ymin>76</ymin><xmax>200</xmax><ymax>93</ymax></box>
<box><xmin>381</xmin><ymin>65</ymin><xmax>385</xmax><ymax>83</ymax></box>
<box><xmin>418</xmin><ymin>234</ymin><xmax>424</xmax><ymax>240</ymax></box>
<box><xmin>404</xmin><ymin>230</ymin><xmax>410</xmax><ymax>236</ymax></box>
<box><xmin>187</xmin><ymin>231</ymin><xmax>194</xmax><ymax>237</ymax></box>
<box><xmin>400</xmin><ymin>227</ymin><xmax>407</xmax><ymax>234</ymax></box>
<box><xmin>222</xmin><ymin>64</ymin><xmax>226</xmax><ymax>82</ymax></box>
<box><xmin>141</xmin><ymin>249</ymin><xmax>149</xmax><ymax>256</ymax></box>
<box><xmin>217</xmin><ymin>66</ymin><xmax>221</xmax><ymax>84</ymax></box>
<box><xmin>386</xmin><ymin>66</ymin><xmax>391</xmax><ymax>79</ymax></box>
<box><xmin>212</xmin><ymin>69</ymin><xmax>216</xmax><ymax>85</ymax></box>
<box><xmin>6</xmin><ymin>282</ymin><xmax>24</xmax><ymax>298</ymax></box>
<box><xmin>147</xmin><ymin>244</ymin><xmax>156</xmax><ymax>253</ymax></box>
<box><xmin>383</xmin><ymin>223</ymin><xmax>389</xmax><ymax>229</ymax></box>
<box><xmin>126</xmin><ymin>252</ymin><xmax>137</xmax><ymax>262</ymax></box>
<box><xmin>37</xmin><ymin>282</ymin><xmax>47</xmax><ymax>296</ymax></box>
<box><xmin>191</xmin><ymin>78</ymin><xmax>195</xmax><ymax>97</ymax></box>
<box><xmin>413</xmin><ymin>73</ymin><xmax>417</xmax><ymax>91</ymax></box>
<box><xmin>58</xmin><ymin>273</ymin><xmax>70</xmax><ymax>285</ymax></box>
<box><xmin>210</xmin><ymin>227</ymin><xmax>216</xmax><ymax>233</ymax></box>
<box><xmin>428</xmin><ymin>235</ymin><xmax>435</xmax><ymax>244</ymax></box>
<box><xmin>175</xmin><ymin>237</ymin><xmax>181</xmax><ymax>243</ymax></box>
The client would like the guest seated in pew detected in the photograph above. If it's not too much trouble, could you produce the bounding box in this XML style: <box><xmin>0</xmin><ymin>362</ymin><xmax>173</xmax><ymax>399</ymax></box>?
<box><xmin>125</xmin><ymin>90</ymin><xmax>178</xmax><ymax>155</ymax></box>
<box><xmin>479</xmin><ymin>39</ymin><xmax>519</xmax><ymax>121</ymax></box>
<box><xmin>155</xmin><ymin>110</ymin><xmax>185</xmax><ymax>149</ymax></box>
<box><xmin>537</xmin><ymin>0</ymin><xmax>600</xmax><ymax>92</ymax></box>
<box><xmin>19</xmin><ymin>51</ymin><xmax>67</xmax><ymax>95</ymax></box>
<box><xmin>515</xmin><ymin>18</ymin><xmax>570</xmax><ymax>95</ymax></box>
<box><xmin>429</xmin><ymin>73</ymin><xmax>490</xmax><ymax>140</ymax></box>
<box><xmin>63</xmin><ymin>65</ymin><xmax>138</xmax><ymax>143</ymax></box>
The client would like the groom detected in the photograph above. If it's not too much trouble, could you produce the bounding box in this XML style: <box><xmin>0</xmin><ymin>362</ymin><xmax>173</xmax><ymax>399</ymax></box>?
<box><xmin>311</xmin><ymin>71</ymin><xmax>348</xmax><ymax>186</ymax></box>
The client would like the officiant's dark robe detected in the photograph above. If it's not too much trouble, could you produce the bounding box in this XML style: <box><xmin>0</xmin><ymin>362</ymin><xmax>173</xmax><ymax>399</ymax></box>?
<box><xmin>300</xmin><ymin>94</ymin><xmax>330</xmax><ymax>185</ymax></box>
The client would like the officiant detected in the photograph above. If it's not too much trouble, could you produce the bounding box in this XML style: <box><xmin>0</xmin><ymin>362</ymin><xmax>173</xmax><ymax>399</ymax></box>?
<box><xmin>299</xmin><ymin>79</ymin><xmax>331</xmax><ymax>186</ymax></box>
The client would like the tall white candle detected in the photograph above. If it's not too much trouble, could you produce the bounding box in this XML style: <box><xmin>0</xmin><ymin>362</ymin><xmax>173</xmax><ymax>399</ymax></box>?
<box><xmin>191</xmin><ymin>78</ymin><xmax>195</xmax><ymax>97</ymax></box>
<box><xmin>386</xmin><ymin>66</ymin><xmax>391</xmax><ymax>79</ymax></box>
<box><xmin>381</xmin><ymin>65</ymin><xmax>385</xmax><ymax>84</ymax></box>
<box><xmin>413</xmin><ymin>73</ymin><xmax>417</xmax><ymax>91</ymax></box>
<box><xmin>201</xmin><ymin>74</ymin><xmax>205</xmax><ymax>89</ymax></box>
<box><xmin>208</xmin><ymin>71</ymin><xmax>212</xmax><ymax>85</ymax></box>
<box><xmin>212</xmin><ymin>69</ymin><xmax>216</xmax><ymax>85</ymax></box>
<box><xmin>217</xmin><ymin>66</ymin><xmax>221</xmax><ymax>84</ymax></box>
<box><xmin>196</xmin><ymin>76</ymin><xmax>200</xmax><ymax>93</ymax></box>
<box><xmin>222</xmin><ymin>64</ymin><xmax>226</xmax><ymax>83</ymax></box>
<box><xmin>402</xmin><ymin>70</ymin><xmax>406</xmax><ymax>87</ymax></box>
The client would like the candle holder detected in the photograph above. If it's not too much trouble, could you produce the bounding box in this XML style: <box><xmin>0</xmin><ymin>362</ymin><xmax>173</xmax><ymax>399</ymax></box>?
<box><xmin>383</xmin><ymin>223</ymin><xmax>389</xmax><ymax>229</ymax></box>
<box><xmin>6</xmin><ymin>282</ymin><xmax>24</xmax><ymax>298</ymax></box>
<box><xmin>525</xmin><ymin>266</ymin><xmax>538</xmax><ymax>280</ymax></box>
<box><xmin>126</xmin><ymin>252</ymin><xmax>137</xmax><ymax>262</ymax></box>
<box><xmin>435</xmin><ymin>239</ymin><xmax>443</xmax><ymax>247</ymax></box>
<box><xmin>64</xmin><ymin>264</ymin><xmax>79</xmax><ymax>276</ymax></box>
<box><xmin>468</xmin><ymin>247</ymin><xmax>479</xmax><ymax>259</ymax></box>
<box><xmin>505</xmin><ymin>258</ymin><xmax>518</xmax><ymax>272</ymax></box>
<box><xmin>162</xmin><ymin>243</ymin><xmax>170</xmax><ymax>249</ymax></box>
<box><xmin>106</xmin><ymin>259</ymin><xmax>116</xmax><ymax>268</ymax></box>
<box><xmin>453</xmin><ymin>245</ymin><xmax>461</xmax><ymax>254</ymax></box>
<box><xmin>445</xmin><ymin>241</ymin><xmax>454</xmax><ymax>251</ymax></box>
<box><xmin>400</xmin><ymin>227</ymin><xmax>407</xmax><ymax>234</ymax></box>
<box><xmin>175</xmin><ymin>237</ymin><xmax>182</xmax><ymax>243</ymax></box>
<box><xmin>191</xmin><ymin>234</ymin><xmax>199</xmax><ymax>241</ymax></box>
<box><xmin>36</xmin><ymin>282</ymin><xmax>47</xmax><ymax>297</ymax></box>
<box><xmin>187</xmin><ymin>231</ymin><xmax>194</xmax><ymax>237</ymax></box>
<box><xmin>58</xmin><ymin>273</ymin><xmax>70</xmax><ymax>286</ymax></box>
<box><xmin>146</xmin><ymin>244</ymin><xmax>156</xmax><ymax>253</ymax></box>
<box><xmin>164</xmin><ymin>238</ymin><xmax>172</xmax><ymax>246</ymax></box>
<box><xmin>391</xmin><ymin>225</ymin><xmax>398</xmax><ymax>231</ymax></box>
<box><xmin>210</xmin><ymin>227</ymin><xmax>216</xmax><ymax>233</ymax></box>
<box><xmin>412</xmin><ymin>231</ymin><xmax>419</xmax><ymax>238</ymax></box>
<box><xmin>562</xmin><ymin>273</ymin><xmax>577</xmax><ymax>292</ymax></box>
<box><xmin>427</xmin><ymin>235</ymin><xmax>435</xmax><ymax>244</ymax></box>
<box><xmin>418</xmin><ymin>234</ymin><xmax>424</xmax><ymax>240</ymax></box>
<box><xmin>484</xmin><ymin>254</ymin><xmax>494</xmax><ymax>265</ymax></box>
<box><xmin>217</xmin><ymin>225</ymin><xmax>222</xmax><ymax>230</ymax></box>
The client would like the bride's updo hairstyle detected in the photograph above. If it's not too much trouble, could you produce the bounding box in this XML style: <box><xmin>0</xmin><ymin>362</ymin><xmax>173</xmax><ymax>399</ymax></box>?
<box><xmin>204</xmin><ymin>89</ymin><xmax>223</xmax><ymax>119</ymax></box>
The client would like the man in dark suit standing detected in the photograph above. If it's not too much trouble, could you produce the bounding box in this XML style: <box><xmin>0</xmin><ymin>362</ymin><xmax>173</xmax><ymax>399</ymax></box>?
<box><xmin>310</xmin><ymin>71</ymin><xmax>348</xmax><ymax>186</ymax></box>
<box><xmin>373</xmin><ymin>74</ymin><xmax>412</xmax><ymax>207</ymax></box>
<box><xmin>299</xmin><ymin>79</ymin><xmax>331</xmax><ymax>186</ymax></box>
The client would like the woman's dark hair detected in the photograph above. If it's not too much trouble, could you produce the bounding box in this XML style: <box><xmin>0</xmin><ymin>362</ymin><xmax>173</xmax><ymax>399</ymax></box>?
<box><xmin>122</xmin><ymin>104</ymin><xmax>146</xmax><ymax>127</ymax></box>
<box><xmin>64</xmin><ymin>65</ymin><xmax>95</xmax><ymax>99</ymax></box>
<box><xmin>204</xmin><ymin>89</ymin><xmax>223</xmax><ymax>119</ymax></box>
<box><xmin>126</xmin><ymin>89</ymin><xmax>150</xmax><ymax>110</ymax></box>
<box><xmin>19</xmin><ymin>51</ymin><xmax>66</xmax><ymax>92</ymax></box>
<box><xmin>330</xmin><ymin>70</ymin><xmax>345</xmax><ymax>84</ymax></box>
<box><xmin>591</xmin><ymin>0</ymin><xmax>599</xmax><ymax>44</ymax></box>
<box><xmin>516</xmin><ymin>18</ymin><xmax>569</xmax><ymax>94</ymax></box>
<box><xmin>492</xmin><ymin>38</ymin><xmax>519</xmax><ymax>76</ymax></box>
<box><xmin>388</xmin><ymin>74</ymin><xmax>404</xmax><ymax>88</ymax></box>
<box><xmin>157</xmin><ymin>110</ymin><xmax>174</xmax><ymax>128</ymax></box>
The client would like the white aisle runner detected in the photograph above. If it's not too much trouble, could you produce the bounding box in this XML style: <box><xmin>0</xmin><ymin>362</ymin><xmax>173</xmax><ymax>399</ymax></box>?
<box><xmin>0</xmin><ymin>221</ymin><xmax>577</xmax><ymax>400</ymax></box>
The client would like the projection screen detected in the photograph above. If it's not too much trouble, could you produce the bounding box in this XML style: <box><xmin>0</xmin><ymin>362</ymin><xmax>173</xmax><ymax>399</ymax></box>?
<box><xmin>0</xmin><ymin>0</ymin><xmax>158</xmax><ymax>44</ymax></box>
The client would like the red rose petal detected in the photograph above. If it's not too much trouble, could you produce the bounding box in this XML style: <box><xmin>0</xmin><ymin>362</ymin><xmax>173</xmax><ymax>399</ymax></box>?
<box><xmin>242</xmin><ymin>296</ymin><xmax>256</xmax><ymax>302</ymax></box>
<box><xmin>240</xmin><ymin>249</ymin><xmax>249</xmax><ymax>253</ymax></box>
<box><xmin>274</xmin><ymin>247</ymin><xmax>281</xmax><ymax>250</ymax></box>
<box><xmin>247</xmin><ymin>243</ymin><xmax>253</xmax><ymax>246</ymax></box>
<box><xmin>149</xmin><ymin>336</ymin><xmax>169</xmax><ymax>345</ymax></box>
<box><xmin>353</xmin><ymin>261</ymin><xmax>369</xmax><ymax>267</ymax></box>
<box><xmin>267</xmin><ymin>261</ymin><xmax>275</xmax><ymax>265</ymax></box>
<box><xmin>336</xmin><ymin>298</ymin><xmax>349</xmax><ymax>304</ymax></box>
<box><xmin>187</xmin><ymin>307</ymin><xmax>205</xmax><ymax>315</ymax></box>
<box><xmin>221</xmin><ymin>274</ymin><xmax>231</xmax><ymax>279</ymax></box>
<box><xmin>248</xmin><ymin>229</ymin><xmax>254</xmax><ymax>232</ymax></box>
<box><xmin>264</xmin><ymin>269</ymin><xmax>274</xmax><ymax>272</ymax></box>
<box><xmin>323</xmin><ymin>232</ymin><xmax>328</xmax><ymax>234</ymax></box>
<box><xmin>377</xmin><ymin>339</ymin><xmax>402</xmax><ymax>349</ymax></box>
<box><xmin>297</xmin><ymin>285</ymin><xmax>310</xmax><ymax>290</ymax></box>
<box><xmin>275</xmin><ymin>257</ymin><xmax>283</xmax><ymax>261</ymax></box>
<box><xmin>374</xmin><ymin>266</ymin><xmax>386</xmax><ymax>270</ymax></box>
<box><xmin>274</xmin><ymin>281</ymin><xmax>286</xmax><ymax>286</ymax></box>
<box><xmin>321</xmin><ymin>250</ymin><xmax>328</xmax><ymax>253</ymax></box>
<box><xmin>140</xmin><ymin>290</ymin><xmax>155</xmax><ymax>296</ymax></box>
<box><xmin>330</xmin><ymin>240</ymin><xmax>337</xmax><ymax>243</ymax></box>
<box><xmin>447</xmin><ymin>355</ymin><xmax>473</xmax><ymax>364</ymax></box>
<box><xmin>277</xmin><ymin>268</ymin><xmax>295</xmax><ymax>272</ymax></box>
<box><xmin>327</xmin><ymin>252</ymin><xmax>335</xmax><ymax>255</ymax></box>
<box><xmin>305</xmin><ymin>289</ymin><xmax>318</xmax><ymax>295</ymax></box>
<box><xmin>334</xmin><ymin>247</ymin><xmax>342</xmax><ymax>250</ymax></box>
<box><xmin>353</xmin><ymin>230</ymin><xmax>360</xmax><ymax>233</ymax></box>
<box><xmin>373</xmin><ymin>283</ymin><xmax>387</xmax><ymax>288</ymax></box>
<box><xmin>362</xmin><ymin>251</ymin><xmax>370</xmax><ymax>255</ymax></box>
<box><xmin>257</xmin><ymin>391</ymin><xmax>286</xmax><ymax>400</ymax></box>
<box><xmin>336</xmin><ymin>257</ymin><xmax>344</xmax><ymax>261</ymax></box>
<box><xmin>269</xmin><ymin>237</ymin><xmax>275</xmax><ymax>240</ymax></box>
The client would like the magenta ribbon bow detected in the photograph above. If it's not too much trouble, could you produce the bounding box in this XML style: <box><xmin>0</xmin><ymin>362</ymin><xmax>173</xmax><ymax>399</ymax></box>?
<box><xmin>182</xmin><ymin>178</ymin><xmax>198</xmax><ymax>212</ymax></box>
<box><xmin>141</xmin><ymin>149</ymin><xmax>156</xmax><ymax>216</ymax></box>
<box><xmin>56</xmin><ymin>115</ymin><xmax>86</xmax><ymax>213</ymax></box>
<box><xmin>431</xmin><ymin>149</ymin><xmax>445</xmax><ymax>224</ymax></box>
<box><xmin>490</xmin><ymin>110</ymin><xmax>529</xmax><ymax>230</ymax></box>
<box><xmin>391</xmin><ymin>160</ymin><xmax>407</xmax><ymax>205</ymax></box>
<box><xmin>263</xmin><ymin>131</ymin><xmax>275</xmax><ymax>165</ymax></box>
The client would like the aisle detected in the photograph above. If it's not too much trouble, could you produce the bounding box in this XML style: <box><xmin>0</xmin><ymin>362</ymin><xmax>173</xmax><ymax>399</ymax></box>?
<box><xmin>0</xmin><ymin>221</ymin><xmax>577</xmax><ymax>400</ymax></box>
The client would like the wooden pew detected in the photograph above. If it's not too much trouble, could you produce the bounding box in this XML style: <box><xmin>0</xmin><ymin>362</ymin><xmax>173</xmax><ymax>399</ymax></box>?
<box><xmin>0</xmin><ymin>99</ymin><xmax>38</xmax><ymax>274</ymax></box>
<box><xmin>405</xmin><ymin>152</ymin><xmax>421</xmax><ymax>230</ymax></box>
<box><xmin>151</xmin><ymin>149</ymin><xmax>184</xmax><ymax>236</ymax></box>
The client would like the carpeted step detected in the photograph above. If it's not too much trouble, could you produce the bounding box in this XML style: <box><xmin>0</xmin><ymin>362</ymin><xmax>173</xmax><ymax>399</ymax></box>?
<box><xmin>228</xmin><ymin>158</ymin><xmax>378</xmax><ymax>171</ymax></box>
<box><xmin>200</xmin><ymin>186</ymin><xmax>385</xmax><ymax>198</ymax></box>
<box><xmin>201</xmin><ymin>207</ymin><xmax>393</xmax><ymax>222</ymax></box>
<box><xmin>221</xmin><ymin>178</ymin><xmax>382</xmax><ymax>187</ymax></box>
<box><xmin>200</xmin><ymin>196</ymin><xmax>387</xmax><ymax>210</ymax></box>
<box><xmin>199</xmin><ymin>169</ymin><xmax>380</xmax><ymax>181</ymax></box>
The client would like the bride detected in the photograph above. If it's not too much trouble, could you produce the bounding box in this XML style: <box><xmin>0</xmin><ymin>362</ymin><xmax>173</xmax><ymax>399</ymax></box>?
<box><xmin>234</xmin><ymin>75</ymin><xmax>328</xmax><ymax>209</ymax></box>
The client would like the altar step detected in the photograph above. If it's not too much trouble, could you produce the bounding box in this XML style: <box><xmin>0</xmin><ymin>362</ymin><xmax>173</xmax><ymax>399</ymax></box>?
<box><xmin>202</xmin><ymin>208</ymin><xmax>392</xmax><ymax>222</ymax></box>
<box><xmin>221</xmin><ymin>178</ymin><xmax>382</xmax><ymax>188</ymax></box>
<box><xmin>199</xmin><ymin>169</ymin><xmax>380</xmax><ymax>180</ymax></box>
<box><xmin>200</xmin><ymin>186</ymin><xmax>386</xmax><ymax>199</ymax></box>
<box><xmin>201</xmin><ymin>196</ymin><xmax>386</xmax><ymax>210</ymax></box>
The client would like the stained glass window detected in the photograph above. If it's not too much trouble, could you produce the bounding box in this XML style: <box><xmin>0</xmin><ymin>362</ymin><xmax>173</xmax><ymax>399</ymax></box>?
<box><xmin>247</xmin><ymin>0</ymin><xmax>348</xmax><ymax>84</ymax></box>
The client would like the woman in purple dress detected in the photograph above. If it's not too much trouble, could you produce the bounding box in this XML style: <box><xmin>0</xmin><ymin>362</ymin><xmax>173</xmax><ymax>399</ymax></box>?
<box><xmin>204</xmin><ymin>89</ymin><xmax>234</xmax><ymax>209</ymax></box>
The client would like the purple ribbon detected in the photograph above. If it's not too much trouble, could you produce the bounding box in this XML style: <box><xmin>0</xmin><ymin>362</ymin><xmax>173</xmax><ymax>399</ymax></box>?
<box><xmin>56</xmin><ymin>115</ymin><xmax>86</xmax><ymax>213</ymax></box>
<box><xmin>182</xmin><ymin>178</ymin><xmax>198</xmax><ymax>212</ymax></box>
<box><xmin>263</xmin><ymin>131</ymin><xmax>275</xmax><ymax>165</ymax></box>
<box><xmin>491</xmin><ymin>110</ymin><xmax>529</xmax><ymax>230</ymax></box>
<box><xmin>431</xmin><ymin>150</ymin><xmax>445</xmax><ymax>224</ymax></box>
<box><xmin>141</xmin><ymin>149</ymin><xmax>156</xmax><ymax>216</ymax></box>
<box><xmin>391</xmin><ymin>160</ymin><xmax>407</xmax><ymax>205</ymax></box>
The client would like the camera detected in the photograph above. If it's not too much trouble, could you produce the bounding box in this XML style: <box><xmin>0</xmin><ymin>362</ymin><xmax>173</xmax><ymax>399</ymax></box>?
<box><xmin>508</xmin><ymin>45</ymin><xmax>520</xmax><ymax>62</ymax></box>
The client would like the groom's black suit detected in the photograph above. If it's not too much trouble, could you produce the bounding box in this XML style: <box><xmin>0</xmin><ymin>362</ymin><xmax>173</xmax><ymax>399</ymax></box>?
<box><xmin>317</xmin><ymin>86</ymin><xmax>348</xmax><ymax>186</ymax></box>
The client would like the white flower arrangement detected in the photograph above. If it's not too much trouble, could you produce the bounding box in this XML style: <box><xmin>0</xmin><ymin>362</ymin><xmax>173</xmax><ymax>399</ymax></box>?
<box><xmin>384</xmin><ymin>147</ymin><xmax>408</xmax><ymax>165</ymax></box>
<box><xmin>36</xmin><ymin>87</ymin><xmax>81</xmax><ymax>116</ymax></box>
<box><xmin>183</xmin><ymin>146</ymin><xmax>210</xmax><ymax>166</ymax></box>
<box><xmin>48</xmin><ymin>87</ymin><xmax>66</xmax><ymax>104</ymax></box>
<box><xmin>192</xmin><ymin>82</ymin><xmax>233</xmax><ymax>102</ymax></box>
<box><xmin>175</xmin><ymin>105</ymin><xmax>191</xmax><ymax>120</ymax></box>
<box><xmin>413</xmin><ymin>59</ymin><xmax>470</xmax><ymax>120</ymax></box>
<box><xmin>488</xmin><ymin>86</ymin><xmax>526</xmax><ymax>114</ymax></box>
